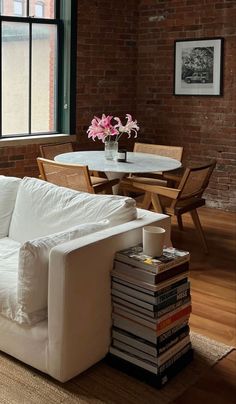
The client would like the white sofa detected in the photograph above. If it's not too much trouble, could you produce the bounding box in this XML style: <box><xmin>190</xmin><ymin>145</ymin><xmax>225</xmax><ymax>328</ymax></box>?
<box><xmin>0</xmin><ymin>175</ymin><xmax>171</xmax><ymax>382</ymax></box>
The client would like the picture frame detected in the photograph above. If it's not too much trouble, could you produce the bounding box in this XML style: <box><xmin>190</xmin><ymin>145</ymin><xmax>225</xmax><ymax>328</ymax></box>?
<box><xmin>174</xmin><ymin>38</ymin><xmax>224</xmax><ymax>96</ymax></box>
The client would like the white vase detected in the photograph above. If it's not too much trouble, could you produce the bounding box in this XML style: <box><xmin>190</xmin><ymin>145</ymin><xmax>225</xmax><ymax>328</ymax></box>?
<box><xmin>104</xmin><ymin>141</ymin><xmax>118</xmax><ymax>160</ymax></box>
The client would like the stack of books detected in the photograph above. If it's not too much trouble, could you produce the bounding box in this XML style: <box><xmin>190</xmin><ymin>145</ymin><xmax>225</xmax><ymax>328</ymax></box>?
<box><xmin>107</xmin><ymin>244</ymin><xmax>193</xmax><ymax>388</ymax></box>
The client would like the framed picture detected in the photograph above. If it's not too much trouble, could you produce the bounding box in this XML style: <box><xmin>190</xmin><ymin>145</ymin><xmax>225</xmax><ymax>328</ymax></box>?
<box><xmin>174</xmin><ymin>38</ymin><xmax>224</xmax><ymax>96</ymax></box>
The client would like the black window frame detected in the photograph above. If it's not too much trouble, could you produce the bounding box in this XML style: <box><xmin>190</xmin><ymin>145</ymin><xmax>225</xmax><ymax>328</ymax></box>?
<box><xmin>0</xmin><ymin>0</ymin><xmax>77</xmax><ymax>139</ymax></box>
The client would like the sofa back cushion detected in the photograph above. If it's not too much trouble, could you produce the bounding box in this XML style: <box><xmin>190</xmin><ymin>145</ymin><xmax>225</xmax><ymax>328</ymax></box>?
<box><xmin>0</xmin><ymin>176</ymin><xmax>21</xmax><ymax>238</ymax></box>
<box><xmin>17</xmin><ymin>221</ymin><xmax>109</xmax><ymax>325</ymax></box>
<box><xmin>9</xmin><ymin>177</ymin><xmax>137</xmax><ymax>243</ymax></box>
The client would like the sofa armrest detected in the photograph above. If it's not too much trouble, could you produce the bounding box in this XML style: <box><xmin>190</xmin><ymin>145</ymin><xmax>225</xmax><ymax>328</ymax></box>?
<box><xmin>47</xmin><ymin>210</ymin><xmax>170</xmax><ymax>382</ymax></box>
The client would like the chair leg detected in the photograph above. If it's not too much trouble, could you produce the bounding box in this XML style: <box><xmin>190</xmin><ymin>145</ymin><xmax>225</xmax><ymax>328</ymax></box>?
<box><xmin>177</xmin><ymin>215</ymin><xmax>184</xmax><ymax>231</ymax></box>
<box><xmin>151</xmin><ymin>193</ymin><xmax>164</xmax><ymax>213</ymax></box>
<box><xmin>142</xmin><ymin>192</ymin><xmax>152</xmax><ymax>210</ymax></box>
<box><xmin>190</xmin><ymin>209</ymin><xmax>208</xmax><ymax>254</ymax></box>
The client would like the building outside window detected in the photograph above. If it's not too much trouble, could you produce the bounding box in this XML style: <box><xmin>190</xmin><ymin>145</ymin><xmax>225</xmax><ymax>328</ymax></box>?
<box><xmin>0</xmin><ymin>0</ymin><xmax>77</xmax><ymax>138</ymax></box>
<box><xmin>13</xmin><ymin>0</ymin><xmax>24</xmax><ymax>16</ymax></box>
<box><xmin>35</xmin><ymin>1</ymin><xmax>44</xmax><ymax>18</ymax></box>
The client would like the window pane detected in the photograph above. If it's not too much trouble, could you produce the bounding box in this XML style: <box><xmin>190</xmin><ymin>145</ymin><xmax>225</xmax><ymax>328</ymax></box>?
<box><xmin>30</xmin><ymin>0</ymin><xmax>55</xmax><ymax>19</ymax></box>
<box><xmin>31</xmin><ymin>24</ymin><xmax>57</xmax><ymax>133</ymax></box>
<box><xmin>1</xmin><ymin>0</ymin><xmax>26</xmax><ymax>17</ymax></box>
<box><xmin>2</xmin><ymin>22</ymin><xmax>29</xmax><ymax>136</ymax></box>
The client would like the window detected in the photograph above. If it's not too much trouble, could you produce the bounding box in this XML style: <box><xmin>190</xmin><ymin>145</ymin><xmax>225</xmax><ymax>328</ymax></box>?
<box><xmin>0</xmin><ymin>0</ymin><xmax>77</xmax><ymax>138</ymax></box>
<box><xmin>35</xmin><ymin>1</ymin><xmax>44</xmax><ymax>18</ymax></box>
<box><xmin>14</xmin><ymin>0</ymin><xmax>23</xmax><ymax>16</ymax></box>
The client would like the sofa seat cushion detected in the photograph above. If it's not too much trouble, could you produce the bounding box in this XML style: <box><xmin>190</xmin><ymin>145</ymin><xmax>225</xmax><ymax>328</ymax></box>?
<box><xmin>0</xmin><ymin>176</ymin><xmax>21</xmax><ymax>238</ymax></box>
<box><xmin>0</xmin><ymin>238</ymin><xmax>21</xmax><ymax>322</ymax></box>
<box><xmin>0</xmin><ymin>221</ymin><xmax>109</xmax><ymax>326</ymax></box>
<box><xmin>9</xmin><ymin>177</ymin><xmax>137</xmax><ymax>243</ymax></box>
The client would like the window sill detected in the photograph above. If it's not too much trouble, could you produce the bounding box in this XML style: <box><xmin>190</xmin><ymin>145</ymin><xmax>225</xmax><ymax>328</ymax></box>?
<box><xmin>0</xmin><ymin>134</ymin><xmax>76</xmax><ymax>147</ymax></box>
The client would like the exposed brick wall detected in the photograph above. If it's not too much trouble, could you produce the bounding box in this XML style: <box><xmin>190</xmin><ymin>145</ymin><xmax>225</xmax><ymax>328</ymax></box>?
<box><xmin>76</xmin><ymin>0</ymin><xmax>138</xmax><ymax>150</ymax></box>
<box><xmin>0</xmin><ymin>144</ymin><xmax>40</xmax><ymax>178</ymax></box>
<box><xmin>137</xmin><ymin>0</ymin><xmax>236</xmax><ymax>211</ymax></box>
<box><xmin>1</xmin><ymin>0</ymin><xmax>235</xmax><ymax>211</ymax></box>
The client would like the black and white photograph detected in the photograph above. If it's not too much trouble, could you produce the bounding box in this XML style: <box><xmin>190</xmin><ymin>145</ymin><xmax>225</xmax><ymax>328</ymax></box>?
<box><xmin>174</xmin><ymin>38</ymin><xmax>223</xmax><ymax>96</ymax></box>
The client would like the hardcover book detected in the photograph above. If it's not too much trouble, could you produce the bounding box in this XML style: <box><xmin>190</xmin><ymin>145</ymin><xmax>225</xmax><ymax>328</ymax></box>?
<box><xmin>109</xmin><ymin>342</ymin><xmax>192</xmax><ymax>375</ymax></box>
<box><xmin>113</xmin><ymin>260</ymin><xmax>189</xmax><ymax>284</ymax></box>
<box><xmin>112</xmin><ymin>324</ymin><xmax>190</xmax><ymax>356</ymax></box>
<box><xmin>111</xmin><ymin>270</ymin><xmax>189</xmax><ymax>292</ymax></box>
<box><xmin>112</xmin><ymin>335</ymin><xmax>191</xmax><ymax>366</ymax></box>
<box><xmin>112</xmin><ymin>301</ymin><xmax>191</xmax><ymax>330</ymax></box>
<box><xmin>111</xmin><ymin>274</ymin><xmax>188</xmax><ymax>296</ymax></box>
<box><xmin>115</xmin><ymin>245</ymin><xmax>190</xmax><ymax>274</ymax></box>
<box><xmin>112</xmin><ymin>287</ymin><xmax>190</xmax><ymax>315</ymax></box>
<box><xmin>106</xmin><ymin>347</ymin><xmax>194</xmax><ymax>388</ymax></box>
<box><xmin>112</xmin><ymin>312</ymin><xmax>191</xmax><ymax>343</ymax></box>
<box><xmin>112</xmin><ymin>279</ymin><xmax>190</xmax><ymax>305</ymax></box>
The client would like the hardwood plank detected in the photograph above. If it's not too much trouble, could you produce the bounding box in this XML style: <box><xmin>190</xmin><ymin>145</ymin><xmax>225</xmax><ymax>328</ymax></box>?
<box><xmin>169</xmin><ymin>207</ymin><xmax>236</xmax><ymax>402</ymax></box>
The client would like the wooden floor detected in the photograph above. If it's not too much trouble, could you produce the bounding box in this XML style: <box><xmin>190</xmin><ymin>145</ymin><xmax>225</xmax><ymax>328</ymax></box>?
<box><xmin>169</xmin><ymin>207</ymin><xmax>236</xmax><ymax>403</ymax></box>
<box><xmin>2</xmin><ymin>206</ymin><xmax>236</xmax><ymax>403</ymax></box>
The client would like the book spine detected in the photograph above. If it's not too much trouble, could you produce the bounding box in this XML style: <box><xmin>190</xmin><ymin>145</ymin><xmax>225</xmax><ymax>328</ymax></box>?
<box><xmin>157</xmin><ymin>305</ymin><xmax>192</xmax><ymax>331</ymax></box>
<box><xmin>113</xmin><ymin>297</ymin><xmax>157</xmax><ymax>318</ymax></box>
<box><xmin>106</xmin><ymin>348</ymin><xmax>193</xmax><ymax>388</ymax></box>
<box><xmin>113</xmin><ymin>296</ymin><xmax>191</xmax><ymax>326</ymax></box>
<box><xmin>158</xmin><ymin>321</ymin><xmax>189</xmax><ymax>343</ymax></box>
<box><xmin>112</xmin><ymin>290</ymin><xmax>154</xmax><ymax>311</ymax></box>
<box><xmin>111</xmin><ymin>279</ymin><xmax>190</xmax><ymax>306</ymax></box>
<box><xmin>157</xmin><ymin>295</ymin><xmax>191</xmax><ymax>318</ymax></box>
<box><xmin>159</xmin><ymin>343</ymin><xmax>192</xmax><ymax>373</ymax></box>
<box><xmin>112</xmin><ymin>281</ymin><xmax>156</xmax><ymax>304</ymax></box>
<box><xmin>157</xmin><ymin>255</ymin><xmax>190</xmax><ymax>273</ymax></box>
<box><xmin>109</xmin><ymin>341</ymin><xmax>192</xmax><ymax>375</ymax></box>
<box><xmin>112</xmin><ymin>324</ymin><xmax>190</xmax><ymax>357</ymax></box>
<box><xmin>116</xmin><ymin>252</ymin><xmax>190</xmax><ymax>274</ymax></box>
<box><xmin>157</xmin><ymin>335</ymin><xmax>190</xmax><ymax>366</ymax></box>
<box><xmin>114</xmin><ymin>261</ymin><xmax>156</xmax><ymax>283</ymax></box>
<box><xmin>156</xmin><ymin>281</ymin><xmax>190</xmax><ymax>304</ymax></box>
<box><xmin>109</xmin><ymin>346</ymin><xmax>158</xmax><ymax>374</ymax></box>
<box><xmin>154</xmin><ymin>261</ymin><xmax>189</xmax><ymax>283</ymax></box>
<box><xmin>158</xmin><ymin>325</ymin><xmax>190</xmax><ymax>355</ymax></box>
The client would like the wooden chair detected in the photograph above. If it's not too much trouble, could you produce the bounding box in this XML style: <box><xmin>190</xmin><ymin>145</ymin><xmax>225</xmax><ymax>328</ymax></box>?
<box><xmin>119</xmin><ymin>143</ymin><xmax>183</xmax><ymax>195</ymax></box>
<box><xmin>39</xmin><ymin>142</ymin><xmax>74</xmax><ymax>160</ymax></box>
<box><xmin>39</xmin><ymin>141</ymin><xmax>102</xmax><ymax>177</ymax></box>
<box><xmin>122</xmin><ymin>161</ymin><xmax>216</xmax><ymax>253</ymax></box>
<box><xmin>37</xmin><ymin>158</ymin><xmax>119</xmax><ymax>194</ymax></box>
<box><xmin>133</xmin><ymin>143</ymin><xmax>183</xmax><ymax>160</ymax></box>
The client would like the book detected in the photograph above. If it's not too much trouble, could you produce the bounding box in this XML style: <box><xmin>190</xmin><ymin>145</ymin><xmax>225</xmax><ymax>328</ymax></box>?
<box><xmin>112</xmin><ymin>312</ymin><xmax>191</xmax><ymax>343</ymax></box>
<box><xmin>113</xmin><ymin>296</ymin><xmax>191</xmax><ymax>321</ymax></box>
<box><xmin>111</xmin><ymin>275</ymin><xmax>188</xmax><ymax>297</ymax></box>
<box><xmin>112</xmin><ymin>285</ymin><xmax>190</xmax><ymax>314</ymax></box>
<box><xmin>112</xmin><ymin>335</ymin><xmax>190</xmax><ymax>366</ymax></box>
<box><xmin>112</xmin><ymin>295</ymin><xmax>188</xmax><ymax>319</ymax></box>
<box><xmin>115</xmin><ymin>245</ymin><xmax>190</xmax><ymax>274</ymax></box>
<box><xmin>112</xmin><ymin>324</ymin><xmax>190</xmax><ymax>357</ymax></box>
<box><xmin>112</xmin><ymin>301</ymin><xmax>191</xmax><ymax>331</ymax></box>
<box><xmin>113</xmin><ymin>260</ymin><xmax>189</xmax><ymax>284</ymax></box>
<box><xmin>112</xmin><ymin>279</ymin><xmax>190</xmax><ymax>305</ymax></box>
<box><xmin>106</xmin><ymin>347</ymin><xmax>194</xmax><ymax>388</ymax></box>
<box><xmin>111</xmin><ymin>270</ymin><xmax>189</xmax><ymax>292</ymax></box>
<box><xmin>109</xmin><ymin>342</ymin><xmax>192</xmax><ymax>375</ymax></box>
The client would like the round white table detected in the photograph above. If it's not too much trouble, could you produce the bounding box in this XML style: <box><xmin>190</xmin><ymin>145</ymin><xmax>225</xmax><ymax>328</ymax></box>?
<box><xmin>55</xmin><ymin>151</ymin><xmax>181</xmax><ymax>174</ymax></box>
<box><xmin>55</xmin><ymin>151</ymin><xmax>181</xmax><ymax>194</ymax></box>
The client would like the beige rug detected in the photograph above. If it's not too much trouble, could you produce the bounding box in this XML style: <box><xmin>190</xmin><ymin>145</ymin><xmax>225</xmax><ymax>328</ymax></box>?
<box><xmin>0</xmin><ymin>332</ymin><xmax>234</xmax><ymax>404</ymax></box>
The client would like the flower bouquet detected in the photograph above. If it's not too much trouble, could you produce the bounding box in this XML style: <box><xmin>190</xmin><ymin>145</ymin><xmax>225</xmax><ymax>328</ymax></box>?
<box><xmin>87</xmin><ymin>114</ymin><xmax>139</xmax><ymax>160</ymax></box>
<box><xmin>87</xmin><ymin>113</ymin><xmax>139</xmax><ymax>142</ymax></box>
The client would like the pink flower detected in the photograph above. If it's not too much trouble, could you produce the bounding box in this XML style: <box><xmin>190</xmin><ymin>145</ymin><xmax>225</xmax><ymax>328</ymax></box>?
<box><xmin>87</xmin><ymin>113</ymin><xmax>139</xmax><ymax>142</ymax></box>
<box><xmin>114</xmin><ymin>114</ymin><xmax>139</xmax><ymax>140</ymax></box>
<box><xmin>87</xmin><ymin>114</ymin><xmax>118</xmax><ymax>142</ymax></box>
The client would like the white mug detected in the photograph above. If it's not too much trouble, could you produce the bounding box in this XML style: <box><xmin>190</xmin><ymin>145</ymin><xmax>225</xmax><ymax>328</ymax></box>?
<box><xmin>142</xmin><ymin>226</ymin><xmax>166</xmax><ymax>257</ymax></box>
